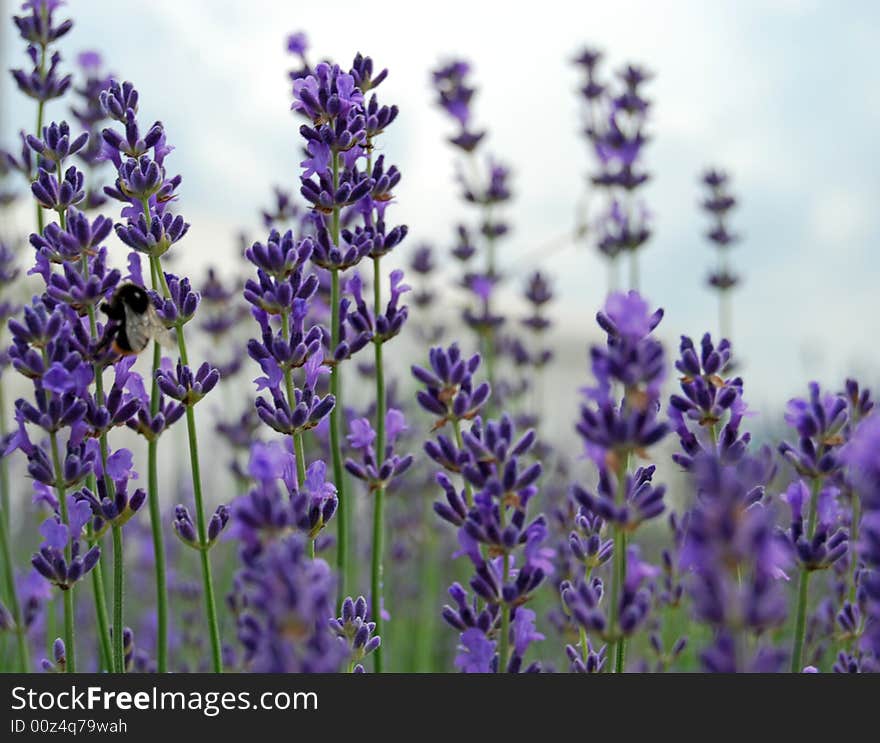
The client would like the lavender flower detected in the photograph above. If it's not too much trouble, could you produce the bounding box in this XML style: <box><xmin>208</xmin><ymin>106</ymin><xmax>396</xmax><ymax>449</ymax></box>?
<box><xmin>230</xmin><ymin>534</ymin><xmax>345</xmax><ymax>672</ymax></box>
<box><xmin>574</xmin><ymin>51</ymin><xmax>653</xmax><ymax>288</ymax></box>
<box><xmin>701</xmin><ymin>169</ymin><xmax>741</xmax><ymax>341</ymax></box>
<box><xmin>412</xmin><ymin>344</ymin><xmax>491</xmax><ymax>429</ymax></box>
<box><xmin>682</xmin><ymin>452</ymin><xmax>789</xmax><ymax>672</ymax></box>
<box><xmin>330</xmin><ymin>595</ymin><xmax>381</xmax><ymax>672</ymax></box>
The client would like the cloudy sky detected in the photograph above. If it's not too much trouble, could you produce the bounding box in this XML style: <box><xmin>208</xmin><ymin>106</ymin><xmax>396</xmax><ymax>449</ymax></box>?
<box><xmin>2</xmin><ymin>0</ymin><xmax>879</xmax><ymax>425</ymax></box>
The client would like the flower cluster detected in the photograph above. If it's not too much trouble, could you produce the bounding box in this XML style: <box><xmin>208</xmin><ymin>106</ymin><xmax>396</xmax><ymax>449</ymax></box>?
<box><xmin>681</xmin><ymin>452</ymin><xmax>789</xmax><ymax>672</ymax></box>
<box><xmin>10</xmin><ymin>1</ymin><xmax>73</xmax><ymax>104</ymax></box>
<box><xmin>574</xmin><ymin>49</ymin><xmax>652</xmax><ymax>273</ymax></box>
<box><xmin>426</xmin><ymin>395</ymin><xmax>550</xmax><ymax>671</ymax></box>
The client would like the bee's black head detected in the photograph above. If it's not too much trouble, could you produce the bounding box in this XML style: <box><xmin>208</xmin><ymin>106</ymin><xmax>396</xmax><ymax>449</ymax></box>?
<box><xmin>117</xmin><ymin>283</ymin><xmax>150</xmax><ymax>313</ymax></box>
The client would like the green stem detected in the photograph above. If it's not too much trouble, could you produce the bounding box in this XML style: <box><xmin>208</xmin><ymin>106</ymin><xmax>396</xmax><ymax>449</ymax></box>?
<box><xmin>719</xmin><ymin>288</ymin><xmax>731</xmax><ymax>343</ymax></box>
<box><xmin>328</xmin><ymin>151</ymin><xmax>352</xmax><ymax>606</ymax></box>
<box><xmin>371</xmin><ymin>256</ymin><xmax>386</xmax><ymax>673</ymax></box>
<box><xmin>154</xmin><ymin>255</ymin><xmax>223</xmax><ymax>673</ymax></box>
<box><xmin>185</xmin><ymin>404</ymin><xmax>223</xmax><ymax>673</ymax></box>
<box><xmin>849</xmin><ymin>494</ymin><xmax>860</xmax><ymax>604</ymax></box>
<box><xmin>49</xmin><ymin>432</ymin><xmax>74</xmax><ymax>673</ymax></box>
<box><xmin>614</xmin><ymin>530</ymin><xmax>628</xmax><ymax>674</ymax></box>
<box><xmin>483</xmin><ymin>208</ymin><xmax>497</xmax><ymax>414</ymax></box>
<box><xmin>146</xmin><ymin>263</ymin><xmax>169</xmax><ymax>672</ymax></box>
<box><xmin>607</xmin><ymin>453</ymin><xmax>630</xmax><ymax>673</ymax></box>
<box><xmin>142</xmin><ymin>213</ymin><xmax>170</xmax><ymax>673</ymax></box>
<box><xmin>88</xmin><ymin>543</ymin><xmax>114</xmax><ymax>673</ymax></box>
<box><xmin>80</xmin><ymin>255</ymin><xmax>121</xmax><ymax>674</ymax></box>
<box><xmin>790</xmin><ymin>477</ymin><xmax>821</xmax><ymax>673</ymax></box>
<box><xmin>607</xmin><ymin>256</ymin><xmax>619</xmax><ymax>294</ymax></box>
<box><xmin>294</xmin><ymin>434</ymin><xmax>307</xmax><ymax>492</ymax></box>
<box><xmin>579</xmin><ymin>626</ymin><xmax>590</xmax><ymax>667</ymax></box>
<box><xmin>496</xmin><ymin>495</ymin><xmax>511</xmax><ymax>673</ymax></box>
<box><xmin>629</xmin><ymin>250</ymin><xmax>640</xmax><ymax>293</ymax></box>
<box><xmin>791</xmin><ymin>569</ymin><xmax>811</xmax><ymax>673</ymax></box>
<box><xmin>112</xmin><ymin>526</ymin><xmax>124</xmax><ymax>673</ymax></box>
<box><xmin>0</xmin><ymin>379</ymin><xmax>30</xmax><ymax>672</ymax></box>
<box><xmin>34</xmin><ymin>44</ymin><xmax>47</xmax><ymax>235</ymax></box>
<box><xmin>498</xmin><ymin>553</ymin><xmax>510</xmax><ymax>673</ymax></box>
<box><xmin>279</xmin><ymin>309</ymin><xmax>308</xmax><ymax>489</ymax></box>
<box><xmin>330</xmin><ymin>268</ymin><xmax>349</xmax><ymax>606</ymax></box>
<box><xmin>450</xmin><ymin>419</ymin><xmax>473</xmax><ymax>507</ymax></box>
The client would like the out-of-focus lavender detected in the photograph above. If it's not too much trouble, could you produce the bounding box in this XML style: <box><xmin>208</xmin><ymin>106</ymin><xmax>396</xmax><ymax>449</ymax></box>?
<box><xmin>1</xmin><ymin>2</ymin><xmax>879</xmax><ymax>677</ymax></box>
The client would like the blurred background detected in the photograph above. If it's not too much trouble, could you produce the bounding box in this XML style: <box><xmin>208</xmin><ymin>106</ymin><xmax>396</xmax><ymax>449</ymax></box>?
<box><xmin>2</xmin><ymin>0</ymin><xmax>879</xmax><ymax>673</ymax></box>
<box><xmin>3</xmin><ymin>0</ymin><xmax>879</xmax><ymax>421</ymax></box>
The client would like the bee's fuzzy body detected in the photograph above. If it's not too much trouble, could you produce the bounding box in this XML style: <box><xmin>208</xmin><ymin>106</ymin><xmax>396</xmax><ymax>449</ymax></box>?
<box><xmin>100</xmin><ymin>283</ymin><xmax>173</xmax><ymax>355</ymax></box>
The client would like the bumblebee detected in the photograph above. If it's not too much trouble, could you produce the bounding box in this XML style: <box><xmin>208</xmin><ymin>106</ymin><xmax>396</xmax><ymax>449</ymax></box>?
<box><xmin>99</xmin><ymin>283</ymin><xmax>174</xmax><ymax>355</ymax></box>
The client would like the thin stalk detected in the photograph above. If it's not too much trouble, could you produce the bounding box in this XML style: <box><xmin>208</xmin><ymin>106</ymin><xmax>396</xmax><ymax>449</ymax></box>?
<box><xmin>185</xmin><ymin>404</ymin><xmax>223</xmax><ymax>673</ymax></box>
<box><xmin>607</xmin><ymin>453</ymin><xmax>630</xmax><ymax>673</ymax></box>
<box><xmin>328</xmin><ymin>149</ymin><xmax>351</xmax><ymax>606</ymax></box>
<box><xmin>790</xmin><ymin>569</ymin><xmax>811</xmax><ymax>673</ymax></box>
<box><xmin>579</xmin><ymin>626</ymin><xmax>590</xmax><ymax>667</ymax></box>
<box><xmin>88</xmin><ymin>542</ymin><xmax>114</xmax><ymax>673</ymax></box>
<box><xmin>144</xmin><ymin>218</ymin><xmax>169</xmax><ymax>673</ymax></box>
<box><xmin>790</xmin><ymin>477</ymin><xmax>821</xmax><ymax>673</ymax></box>
<box><xmin>450</xmin><ymin>419</ymin><xmax>473</xmax><ymax>506</ymax></box>
<box><xmin>0</xmin><ymin>379</ymin><xmax>30</xmax><ymax>672</ymax></box>
<box><xmin>614</xmin><ymin>530</ymin><xmax>628</xmax><ymax>673</ymax></box>
<box><xmin>629</xmin><ymin>250</ymin><xmax>640</xmax><ymax>293</ymax></box>
<box><xmin>279</xmin><ymin>309</ymin><xmax>307</xmax><ymax>489</ymax></box>
<box><xmin>154</xmin><ymin>256</ymin><xmax>223</xmax><ymax>673</ymax></box>
<box><xmin>483</xmin><ymin>206</ymin><xmax>497</xmax><ymax>413</ymax></box>
<box><xmin>80</xmin><ymin>254</ymin><xmax>121</xmax><ymax>673</ymax></box>
<box><xmin>497</xmin><ymin>500</ymin><xmax>510</xmax><ymax>673</ymax></box>
<box><xmin>145</xmin><ymin>409</ymin><xmax>167</xmax><ymax>672</ymax></box>
<box><xmin>49</xmin><ymin>432</ymin><xmax>74</xmax><ymax>672</ymax></box>
<box><xmin>849</xmin><ymin>494</ymin><xmax>861</xmax><ymax>604</ymax></box>
<box><xmin>370</xmin><ymin>256</ymin><xmax>386</xmax><ymax>673</ymax></box>
<box><xmin>330</xmin><ymin>267</ymin><xmax>349</xmax><ymax>606</ymax></box>
<box><xmin>112</xmin><ymin>526</ymin><xmax>124</xmax><ymax>672</ymax></box>
<box><xmin>719</xmin><ymin>288</ymin><xmax>731</xmax><ymax>343</ymax></box>
<box><xmin>34</xmin><ymin>44</ymin><xmax>47</xmax><ymax>235</ymax></box>
<box><xmin>607</xmin><ymin>257</ymin><xmax>619</xmax><ymax>295</ymax></box>
<box><xmin>498</xmin><ymin>552</ymin><xmax>511</xmax><ymax>673</ymax></box>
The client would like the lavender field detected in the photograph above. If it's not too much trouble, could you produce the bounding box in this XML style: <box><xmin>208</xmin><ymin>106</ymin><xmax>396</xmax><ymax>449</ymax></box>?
<box><xmin>0</xmin><ymin>0</ymin><xmax>878</xmax><ymax>675</ymax></box>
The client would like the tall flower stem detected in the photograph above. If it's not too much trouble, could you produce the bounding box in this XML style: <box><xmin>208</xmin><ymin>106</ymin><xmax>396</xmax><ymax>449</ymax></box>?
<box><xmin>87</xmin><ymin>530</ymin><xmax>114</xmax><ymax>673</ymax></box>
<box><xmin>790</xmin><ymin>476</ymin><xmax>821</xmax><ymax>673</ymax></box>
<box><xmin>0</xmin><ymin>379</ymin><xmax>30</xmax><ymax>672</ymax></box>
<box><xmin>279</xmin><ymin>310</ymin><xmax>308</xmax><ymax>489</ymax></box>
<box><xmin>330</xmin><ymin>266</ymin><xmax>349</xmax><ymax>605</ymax></box>
<box><xmin>328</xmin><ymin>150</ymin><xmax>350</xmax><ymax>606</ymax></box>
<box><xmin>80</xmin><ymin>255</ymin><xmax>123</xmax><ymax>674</ymax></box>
<box><xmin>146</xmin><ymin>339</ymin><xmax>168</xmax><ymax>672</ymax></box>
<box><xmin>140</xmin><ymin>225</ymin><xmax>170</xmax><ymax>673</ymax></box>
<box><xmin>34</xmin><ymin>43</ymin><xmax>47</xmax><ymax>235</ymax></box>
<box><xmin>607</xmin><ymin>257</ymin><xmax>620</xmax><ymax>295</ymax></box>
<box><xmin>48</xmin><ymin>431</ymin><xmax>74</xmax><ymax>672</ymax></box>
<box><xmin>719</xmin><ymin>288</ymin><xmax>731</xmax><ymax>343</ymax></box>
<box><xmin>629</xmin><ymin>251</ymin><xmax>640</xmax><ymax>293</ymax></box>
<box><xmin>497</xmin><ymin>500</ymin><xmax>511</xmax><ymax>673</ymax></box>
<box><xmin>483</xmin><ymin>207</ymin><xmax>497</xmax><ymax>412</ymax></box>
<box><xmin>498</xmin><ymin>553</ymin><xmax>511</xmax><ymax>673</ymax></box>
<box><xmin>370</xmin><ymin>256</ymin><xmax>386</xmax><ymax>673</ymax></box>
<box><xmin>154</xmin><ymin>256</ymin><xmax>223</xmax><ymax>673</ymax></box>
<box><xmin>450</xmin><ymin>419</ymin><xmax>473</xmax><ymax>506</ymax></box>
<box><xmin>111</xmin><ymin>525</ymin><xmax>124</xmax><ymax>672</ymax></box>
<box><xmin>849</xmin><ymin>494</ymin><xmax>861</xmax><ymax>604</ymax></box>
<box><xmin>607</xmin><ymin>453</ymin><xmax>629</xmax><ymax>673</ymax></box>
